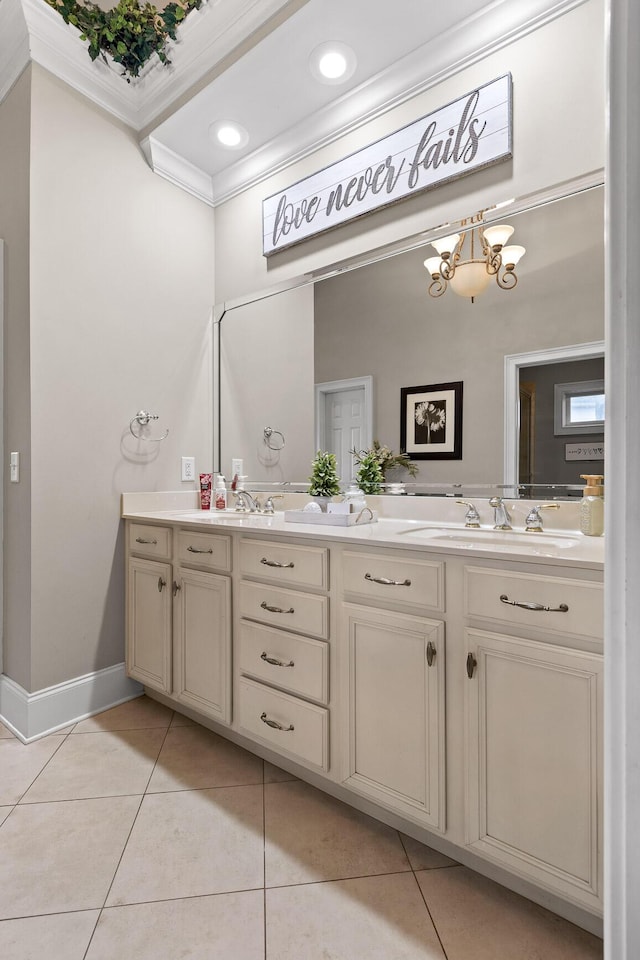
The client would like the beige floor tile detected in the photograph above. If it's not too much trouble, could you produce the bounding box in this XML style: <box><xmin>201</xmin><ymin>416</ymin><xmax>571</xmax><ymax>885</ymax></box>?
<box><xmin>0</xmin><ymin>720</ymin><xmax>16</xmax><ymax>738</ymax></box>
<box><xmin>169</xmin><ymin>710</ymin><xmax>196</xmax><ymax>727</ymax></box>
<box><xmin>20</xmin><ymin>728</ymin><xmax>166</xmax><ymax>803</ymax></box>
<box><xmin>0</xmin><ymin>796</ymin><xmax>141</xmax><ymax>919</ymax></box>
<box><xmin>265</xmin><ymin>780</ymin><xmax>410</xmax><ymax>887</ymax></box>
<box><xmin>72</xmin><ymin>695</ymin><xmax>173</xmax><ymax>733</ymax></box>
<box><xmin>0</xmin><ymin>735</ymin><xmax>66</xmax><ymax>805</ymax></box>
<box><xmin>147</xmin><ymin>724</ymin><xmax>263</xmax><ymax>793</ymax></box>
<box><xmin>266</xmin><ymin>872</ymin><xmax>445</xmax><ymax>960</ymax></box>
<box><xmin>0</xmin><ymin>910</ymin><xmax>100</xmax><ymax>960</ymax></box>
<box><xmin>416</xmin><ymin>866</ymin><xmax>603</xmax><ymax>959</ymax></box>
<box><xmin>400</xmin><ymin>833</ymin><xmax>459</xmax><ymax>870</ymax></box>
<box><xmin>86</xmin><ymin>891</ymin><xmax>264</xmax><ymax>959</ymax></box>
<box><xmin>264</xmin><ymin>760</ymin><xmax>297</xmax><ymax>783</ymax></box>
<box><xmin>106</xmin><ymin>785</ymin><xmax>264</xmax><ymax>906</ymax></box>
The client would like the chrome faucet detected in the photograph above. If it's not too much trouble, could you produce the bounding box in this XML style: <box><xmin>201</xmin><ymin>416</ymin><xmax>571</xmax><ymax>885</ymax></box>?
<box><xmin>524</xmin><ymin>502</ymin><xmax>560</xmax><ymax>532</ymax></box>
<box><xmin>261</xmin><ymin>494</ymin><xmax>284</xmax><ymax>515</ymax></box>
<box><xmin>456</xmin><ymin>500</ymin><xmax>480</xmax><ymax>528</ymax></box>
<box><xmin>234</xmin><ymin>489</ymin><xmax>261</xmax><ymax>513</ymax></box>
<box><xmin>489</xmin><ymin>496</ymin><xmax>512</xmax><ymax>531</ymax></box>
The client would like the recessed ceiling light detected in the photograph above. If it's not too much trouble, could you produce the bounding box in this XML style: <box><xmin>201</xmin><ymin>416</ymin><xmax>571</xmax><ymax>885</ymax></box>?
<box><xmin>208</xmin><ymin>120</ymin><xmax>249</xmax><ymax>150</ymax></box>
<box><xmin>309</xmin><ymin>41</ymin><xmax>357</xmax><ymax>85</ymax></box>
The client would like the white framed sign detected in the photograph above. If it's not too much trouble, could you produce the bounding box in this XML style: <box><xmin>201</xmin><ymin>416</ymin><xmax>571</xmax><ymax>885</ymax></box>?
<box><xmin>263</xmin><ymin>74</ymin><xmax>512</xmax><ymax>256</ymax></box>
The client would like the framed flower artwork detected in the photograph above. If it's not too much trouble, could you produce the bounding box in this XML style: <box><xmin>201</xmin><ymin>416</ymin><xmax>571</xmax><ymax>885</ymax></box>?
<box><xmin>400</xmin><ymin>381</ymin><xmax>463</xmax><ymax>460</ymax></box>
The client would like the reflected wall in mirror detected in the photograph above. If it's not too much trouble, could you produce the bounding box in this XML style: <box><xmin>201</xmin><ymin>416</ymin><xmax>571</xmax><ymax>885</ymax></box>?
<box><xmin>218</xmin><ymin>184</ymin><xmax>604</xmax><ymax>494</ymax></box>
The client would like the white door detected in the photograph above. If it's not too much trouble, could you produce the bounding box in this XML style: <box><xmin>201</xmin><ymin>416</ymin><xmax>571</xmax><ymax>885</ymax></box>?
<box><xmin>315</xmin><ymin>377</ymin><xmax>373</xmax><ymax>485</ymax></box>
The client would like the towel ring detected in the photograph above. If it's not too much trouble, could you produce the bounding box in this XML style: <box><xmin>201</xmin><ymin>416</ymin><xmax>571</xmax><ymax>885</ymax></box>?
<box><xmin>130</xmin><ymin>410</ymin><xmax>169</xmax><ymax>442</ymax></box>
<box><xmin>263</xmin><ymin>426</ymin><xmax>285</xmax><ymax>451</ymax></box>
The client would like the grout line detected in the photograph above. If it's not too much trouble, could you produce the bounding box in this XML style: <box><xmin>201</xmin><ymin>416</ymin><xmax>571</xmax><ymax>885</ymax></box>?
<box><xmin>264</xmin><ymin>867</ymin><xmax>416</xmax><ymax>892</ymax></box>
<box><xmin>11</xmin><ymin>732</ymin><xmax>75</xmax><ymax>805</ymax></box>
<box><xmin>398</xmin><ymin>832</ymin><xmax>450</xmax><ymax>960</ymax></box>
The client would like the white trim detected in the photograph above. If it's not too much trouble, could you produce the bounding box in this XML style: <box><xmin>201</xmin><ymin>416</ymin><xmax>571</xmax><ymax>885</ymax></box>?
<box><xmin>605</xmin><ymin>1</ymin><xmax>640</xmax><ymax>955</ymax></box>
<box><xmin>314</xmin><ymin>376</ymin><xmax>373</xmax><ymax>458</ymax></box>
<box><xmin>0</xmin><ymin>0</ymin><xmax>30</xmax><ymax>107</ymax></box>
<box><xmin>141</xmin><ymin>137</ymin><xmax>214</xmax><ymax>207</ymax></box>
<box><xmin>503</xmin><ymin>341</ymin><xmax>605</xmax><ymax>487</ymax></box>
<box><xmin>0</xmin><ymin>243</ymin><xmax>3</xmax><ymax>677</ymax></box>
<box><xmin>0</xmin><ymin>664</ymin><xmax>143</xmax><ymax>742</ymax></box>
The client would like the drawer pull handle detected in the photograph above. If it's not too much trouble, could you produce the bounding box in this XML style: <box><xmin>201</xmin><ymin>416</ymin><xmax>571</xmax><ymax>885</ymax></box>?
<box><xmin>426</xmin><ymin>641</ymin><xmax>436</xmax><ymax>667</ymax></box>
<box><xmin>136</xmin><ymin>537</ymin><xmax>158</xmax><ymax>545</ymax></box>
<box><xmin>261</xmin><ymin>557</ymin><xmax>295</xmax><ymax>569</ymax></box>
<box><xmin>261</xmin><ymin>652</ymin><xmax>295</xmax><ymax>668</ymax></box>
<box><xmin>260</xmin><ymin>601</ymin><xmax>295</xmax><ymax>615</ymax></box>
<box><xmin>157</xmin><ymin>577</ymin><xmax>166</xmax><ymax>593</ymax></box>
<box><xmin>260</xmin><ymin>712</ymin><xmax>294</xmax><ymax>732</ymax></box>
<box><xmin>466</xmin><ymin>652</ymin><xmax>477</xmax><ymax>679</ymax></box>
<box><xmin>499</xmin><ymin>594</ymin><xmax>569</xmax><ymax>613</ymax></box>
<box><xmin>187</xmin><ymin>546</ymin><xmax>214</xmax><ymax>554</ymax></box>
<box><xmin>364</xmin><ymin>572</ymin><xmax>412</xmax><ymax>587</ymax></box>
<box><xmin>173</xmin><ymin>581</ymin><xmax>181</xmax><ymax>596</ymax></box>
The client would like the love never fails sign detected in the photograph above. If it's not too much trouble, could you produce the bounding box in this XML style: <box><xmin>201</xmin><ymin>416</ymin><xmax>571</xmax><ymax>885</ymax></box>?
<box><xmin>262</xmin><ymin>75</ymin><xmax>512</xmax><ymax>256</ymax></box>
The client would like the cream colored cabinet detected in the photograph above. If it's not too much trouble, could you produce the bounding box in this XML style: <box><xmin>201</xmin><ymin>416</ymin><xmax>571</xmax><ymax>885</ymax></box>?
<box><xmin>236</xmin><ymin>537</ymin><xmax>330</xmax><ymax>772</ymax></box>
<box><xmin>463</xmin><ymin>571</ymin><xmax>604</xmax><ymax>912</ymax></box>
<box><xmin>340</xmin><ymin>602</ymin><xmax>446</xmax><ymax>831</ymax></box>
<box><xmin>126</xmin><ymin>523</ymin><xmax>232</xmax><ymax>725</ymax></box>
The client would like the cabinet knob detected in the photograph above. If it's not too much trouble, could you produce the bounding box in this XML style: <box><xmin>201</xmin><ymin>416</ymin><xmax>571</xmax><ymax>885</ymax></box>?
<box><xmin>466</xmin><ymin>652</ymin><xmax>477</xmax><ymax>679</ymax></box>
<box><xmin>173</xmin><ymin>581</ymin><xmax>181</xmax><ymax>596</ymax></box>
<box><xmin>157</xmin><ymin>577</ymin><xmax>166</xmax><ymax>593</ymax></box>
<box><xmin>426</xmin><ymin>641</ymin><xmax>436</xmax><ymax>667</ymax></box>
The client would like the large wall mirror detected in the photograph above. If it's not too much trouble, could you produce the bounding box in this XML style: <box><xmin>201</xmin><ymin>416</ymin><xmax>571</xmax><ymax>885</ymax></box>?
<box><xmin>217</xmin><ymin>181</ymin><xmax>604</xmax><ymax>497</ymax></box>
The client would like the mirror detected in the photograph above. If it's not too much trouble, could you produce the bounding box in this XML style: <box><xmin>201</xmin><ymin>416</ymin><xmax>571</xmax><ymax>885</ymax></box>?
<box><xmin>218</xmin><ymin>183</ymin><xmax>604</xmax><ymax>496</ymax></box>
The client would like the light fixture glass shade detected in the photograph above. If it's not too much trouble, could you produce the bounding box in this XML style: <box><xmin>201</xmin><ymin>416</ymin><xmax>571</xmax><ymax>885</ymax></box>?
<box><xmin>449</xmin><ymin>260</ymin><xmax>492</xmax><ymax>298</ymax></box>
<box><xmin>501</xmin><ymin>244</ymin><xmax>526</xmax><ymax>267</ymax></box>
<box><xmin>424</xmin><ymin>257</ymin><xmax>442</xmax><ymax>276</ymax></box>
<box><xmin>431</xmin><ymin>233</ymin><xmax>460</xmax><ymax>257</ymax></box>
<box><xmin>482</xmin><ymin>223</ymin><xmax>514</xmax><ymax>248</ymax></box>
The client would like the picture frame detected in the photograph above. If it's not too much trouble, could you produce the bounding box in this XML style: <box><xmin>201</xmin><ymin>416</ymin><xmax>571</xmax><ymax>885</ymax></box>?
<box><xmin>400</xmin><ymin>381</ymin><xmax>463</xmax><ymax>460</ymax></box>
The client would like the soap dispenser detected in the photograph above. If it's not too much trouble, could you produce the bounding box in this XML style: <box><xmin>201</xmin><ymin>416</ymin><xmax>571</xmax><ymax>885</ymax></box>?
<box><xmin>579</xmin><ymin>474</ymin><xmax>604</xmax><ymax>537</ymax></box>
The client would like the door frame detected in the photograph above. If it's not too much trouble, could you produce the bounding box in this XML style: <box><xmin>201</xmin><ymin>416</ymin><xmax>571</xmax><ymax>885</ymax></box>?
<box><xmin>503</xmin><ymin>341</ymin><xmax>605</xmax><ymax>487</ymax></box>
<box><xmin>314</xmin><ymin>376</ymin><xmax>373</xmax><ymax>456</ymax></box>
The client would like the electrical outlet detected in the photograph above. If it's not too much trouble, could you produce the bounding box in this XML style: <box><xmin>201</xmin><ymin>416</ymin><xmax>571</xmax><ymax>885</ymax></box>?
<box><xmin>181</xmin><ymin>456</ymin><xmax>195</xmax><ymax>482</ymax></box>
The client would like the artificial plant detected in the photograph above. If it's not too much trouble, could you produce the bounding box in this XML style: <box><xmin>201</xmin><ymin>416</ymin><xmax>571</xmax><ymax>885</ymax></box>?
<box><xmin>45</xmin><ymin>0</ymin><xmax>203</xmax><ymax>81</ymax></box>
<box><xmin>308</xmin><ymin>451</ymin><xmax>341</xmax><ymax>498</ymax></box>
<box><xmin>351</xmin><ymin>439</ymin><xmax>418</xmax><ymax>480</ymax></box>
<box><xmin>355</xmin><ymin>451</ymin><xmax>384</xmax><ymax>495</ymax></box>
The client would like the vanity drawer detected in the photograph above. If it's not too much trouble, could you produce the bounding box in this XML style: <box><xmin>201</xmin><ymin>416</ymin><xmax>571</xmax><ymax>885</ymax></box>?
<box><xmin>238</xmin><ymin>621</ymin><xmax>329</xmax><ymax>704</ymax></box>
<box><xmin>239</xmin><ymin>581</ymin><xmax>329</xmax><ymax>640</ymax></box>
<box><xmin>129</xmin><ymin>523</ymin><xmax>172</xmax><ymax>560</ymax></box>
<box><xmin>464</xmin><ymin>567</ymin><xmax>604</xmax><ymax>641</ymax></box>
<box><xmin>240</xmin><ymin>538</ymin><xmax>328</xmax><ymax>590</ymax></box>
<box><xmin>237</xmin><ymin>676</ymin><xmax>329</xmax><ymax>771</ymax></box>
<box><xmin>342</xmin><ymin>550</ymin><xmax>444</xmax><ymax>613</ymax></box>
<box><xmin>177</xmin><ymin>530</ymin><xmax>232</xmax><ymax>572</ymax></box>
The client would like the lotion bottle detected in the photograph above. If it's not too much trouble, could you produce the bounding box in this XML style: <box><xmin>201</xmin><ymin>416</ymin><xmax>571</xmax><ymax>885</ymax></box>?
<box><xmin>214</xmin><ymin>475</ymin><xmax>227</xmax><ymax>511</ymax></box>
<box><xmin>579</xmin><ymin>474</ymin><xmax>604</xmax><ymax>536</ymax></box>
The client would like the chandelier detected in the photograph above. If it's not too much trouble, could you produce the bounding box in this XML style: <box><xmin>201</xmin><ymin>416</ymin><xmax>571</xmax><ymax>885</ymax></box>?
<box><xmin>424</xmin><ymin>216</ymin><xmax>526</xmax><ymax>302</ymax></box>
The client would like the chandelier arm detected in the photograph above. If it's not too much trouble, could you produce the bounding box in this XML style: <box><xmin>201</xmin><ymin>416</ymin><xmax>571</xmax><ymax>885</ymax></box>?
<box><xmin>485</xmin><ymin>250</ymin><xmax>502</xmax><ymax>276</ymax></box>
<box><xmin>496</xmin><ymin>268</ymin><xmax>518</xmax><ymax>290</ymax></box>
<box><xmin>428</xmin><ymin>277</ymin><xmax>448</xmax><ymax>298</ymax></box>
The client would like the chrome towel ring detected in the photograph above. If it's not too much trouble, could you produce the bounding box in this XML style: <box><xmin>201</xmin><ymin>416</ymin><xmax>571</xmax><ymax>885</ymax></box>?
<box><xmin>263</xmin><ymin>426</ymin><xmax>285</xmax><ymax>451</ymax></box>
<box><xmin>129</xmin><ymin>410</ymin><xmax>169</xmax><ymax>442</ymax></box>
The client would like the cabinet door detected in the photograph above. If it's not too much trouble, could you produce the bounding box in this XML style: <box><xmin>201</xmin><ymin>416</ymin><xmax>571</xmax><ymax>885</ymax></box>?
<box><xmin>464</xmin><ymin>628</ymin><xmax>602</xmax><ymax>911</ymax></box>
<box><xmin>173</xmin><ymin>567</ymin><xmax>232</xmax><ymax>724</ymax></box>
<box><xmin>127</xmin><ymin>558</ymin><xmax>172</xmax><ymax>693</ymax></box>
<box><xmin>341</xmin><ymin>603</ymin><xmax>445</xmax><ymax>831</ymax></box>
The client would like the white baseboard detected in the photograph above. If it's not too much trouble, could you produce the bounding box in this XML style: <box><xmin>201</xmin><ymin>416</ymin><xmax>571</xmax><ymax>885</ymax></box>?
<box><xmin>0</xmin><ymin>663</ymin><xmax>143</xmax><ymax>742</ymax></box>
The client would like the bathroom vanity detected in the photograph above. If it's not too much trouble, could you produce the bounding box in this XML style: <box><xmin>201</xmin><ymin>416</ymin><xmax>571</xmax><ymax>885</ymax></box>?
<box><xmin>122</xmin><ymin>494</ymin><xmax>604</xmax><ymax>933</ymax></box>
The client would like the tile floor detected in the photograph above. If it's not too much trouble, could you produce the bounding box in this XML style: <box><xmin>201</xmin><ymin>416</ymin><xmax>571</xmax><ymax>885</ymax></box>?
<box><xmin>0</xmin><ymin>696</ymin><xmax>603</xmax><ymax>959</ymax></box>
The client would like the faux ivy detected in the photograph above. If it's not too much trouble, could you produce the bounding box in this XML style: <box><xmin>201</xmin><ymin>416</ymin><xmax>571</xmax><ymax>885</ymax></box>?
<box><xmin>45</xmin><ymin>0</ymin><xmax>204</xmax><ymax>81</ymax></box>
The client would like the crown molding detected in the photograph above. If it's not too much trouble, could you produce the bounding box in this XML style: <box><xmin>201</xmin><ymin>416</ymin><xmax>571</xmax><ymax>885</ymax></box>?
<box><xmin>208</xmin><ymin>0</ymin><xmax>590</xmax><ymax>205</ymax></box>
<box><xmin>141</xmin><ymin>136</ymin><xmax>215</xmax><ymax>206</ymax></box>
<box><xmin>1</xmin><ymin>0</ymin><xmax>300</xmax><ymax>130</ymax></box>
<box><xmin>0</xmin><ymin>0</ymin><xmax>31</xmax><ymax>105</ymax></box>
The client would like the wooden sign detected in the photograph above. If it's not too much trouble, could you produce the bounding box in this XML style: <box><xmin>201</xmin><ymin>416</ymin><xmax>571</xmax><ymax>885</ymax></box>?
<box><xmin>263</xmin><ymin>74</ymin><xmax>512</xmax><ymax>256</ymax></box>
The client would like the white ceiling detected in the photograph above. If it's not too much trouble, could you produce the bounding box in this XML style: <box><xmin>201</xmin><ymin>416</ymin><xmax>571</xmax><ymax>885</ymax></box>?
<box><xmin>148</xmin><ymin>0</ymin><xmax>531</xmax><ymax>203</ymax></box>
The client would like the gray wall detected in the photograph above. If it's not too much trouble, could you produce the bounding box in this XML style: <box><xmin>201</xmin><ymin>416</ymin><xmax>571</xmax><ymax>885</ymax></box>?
<box><xmin>5</xmin><ymin>66</ymin><xmax>216</xmax><ymax>692</ymax></box>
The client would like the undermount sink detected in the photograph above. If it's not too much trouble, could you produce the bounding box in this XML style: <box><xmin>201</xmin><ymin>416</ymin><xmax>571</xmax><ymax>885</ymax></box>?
<box><xmin>398</xmin><ymin>526</ymin><xmax>581</xmax><ymax>552</ymax></box>
<box><xmin>176</xmin><ymin>512</ymin><xmax>276</xmax><ymax>525</ymax></box>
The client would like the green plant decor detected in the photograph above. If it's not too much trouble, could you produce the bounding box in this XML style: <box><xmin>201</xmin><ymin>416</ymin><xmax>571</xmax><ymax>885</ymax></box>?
<box><xmin>45</xmin><ymin>0</ymin><xmax>204</xmax><ymax>82</ymax></box>
<box><xmin>308</xmin><ymin>451</ymin><xmax>341</xmax><ymax>498</ymax></box>
<box><xmin>351</xmin><ymin>440</ymin><xmax>418</xmax><ymax>481</ymax></box>
<box><xmin>355</xmin><ymin>452</ymin><xmax>384</xmax><ymax>495</ymax></box>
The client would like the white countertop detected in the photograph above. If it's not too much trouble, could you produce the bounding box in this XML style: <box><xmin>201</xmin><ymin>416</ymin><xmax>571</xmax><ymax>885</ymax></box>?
<box><xmin>121</xmin><ymin>492</ymin><xmax>604</xmax><ymax>570</ymax></box>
